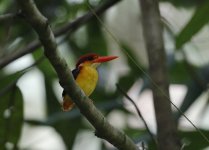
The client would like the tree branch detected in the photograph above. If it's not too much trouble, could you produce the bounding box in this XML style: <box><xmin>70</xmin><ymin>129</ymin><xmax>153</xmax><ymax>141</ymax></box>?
<box><xmin>138</xmin><ymin>0</ymin><xmax>181</xmax><ymax>149</ymax></box>
<box><xmin>0</xmin><ymin>12</ymin><xmax>21</xmax><ymax>23</ymax></box>
<box><xmin>16</xmin><ymin>0</ymin><xmax>137</xmax><ymax>149</ymax></box>
<box><xmin>0</xmin><ymin>0</ymin><xmax>121</xmax><ymax>69</ymax></box>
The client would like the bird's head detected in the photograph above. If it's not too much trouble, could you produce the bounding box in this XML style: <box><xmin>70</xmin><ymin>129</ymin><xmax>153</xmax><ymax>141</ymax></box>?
<box><xmin>76</xmin><ymin>53</ymin><xmax>118</xmax><ymax>68</ymax></box>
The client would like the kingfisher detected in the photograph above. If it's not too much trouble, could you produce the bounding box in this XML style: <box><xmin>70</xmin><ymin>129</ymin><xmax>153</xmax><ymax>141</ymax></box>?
<box><xmin>62</xmin><ymin>53</ymin><xmax>118</xmax><ymax>111</ymax></box>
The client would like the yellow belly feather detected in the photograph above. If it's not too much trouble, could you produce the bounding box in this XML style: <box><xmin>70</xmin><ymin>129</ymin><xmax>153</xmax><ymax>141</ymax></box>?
<box><xmin>62</xmin><ymin>66</ymin><xmax>98</xmax><ymax>111</ymax></box>
<box><xmin>76</xmin><ymin>66</ymin><xmax>98</xmax><ymax>96</ymax></box>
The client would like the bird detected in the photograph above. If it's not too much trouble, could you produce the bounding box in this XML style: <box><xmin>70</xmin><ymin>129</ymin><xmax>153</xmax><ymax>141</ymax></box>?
<box><xmin>62</xmin><ymin>53</ymin><xmax>118</xmax><ymax>111</ymax></box>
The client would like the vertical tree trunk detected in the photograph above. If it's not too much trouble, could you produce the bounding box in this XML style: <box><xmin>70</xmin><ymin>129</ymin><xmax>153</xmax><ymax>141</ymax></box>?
<box><xmin>138</xmin><ymin>0</ymin><xmax>181</xmax><ymax>149</ymax></box>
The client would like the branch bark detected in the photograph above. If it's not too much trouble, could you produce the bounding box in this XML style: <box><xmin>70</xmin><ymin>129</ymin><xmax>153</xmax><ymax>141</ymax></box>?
<box><xmin>16</xmin><ymin>0</ymin><xmax>137</xmax><ymax>149</ymax></box>
<box><xmin>138</xmin><ymin>0</ymin><xmax>181</xmax><ymax>149</ymax></box>
<box><xmin>0</xmin><ymin>0</ymin><xmax>121</xmax><ymax>69</ymax></box>
<box><xmin>0</xmin><ymin>12</ymin><xmax>20</xmax><ymax>22</ymax></box>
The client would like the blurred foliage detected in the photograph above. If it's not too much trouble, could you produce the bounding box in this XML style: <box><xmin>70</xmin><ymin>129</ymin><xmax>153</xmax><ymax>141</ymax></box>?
<box><xmin>0</xmin><ymin>85</ymin><xmax>23</xmax><ymax>149</ymax></box>
<box><xmin>160</xmin><ymin>0</ymin><xmax>208</xmax><ymax>7</ymax></box>
<box><xmin>147</xmin><ymin>130</ymin><xmax>209</xmax><ymax>149</ymax></box>
<box><xmin>0</xmin><ymin>0</ymin><xmax>209</xmax><ymax>149</ymax></box>
<box><xmin>179</xmin><ymin>130</ymin><xmax>209</xmax><ymax>150</ymax></box>
<box><xmin>175</xmin><ymin>0</ymin><xmax>209</xmax><ymax>49</ymax></box>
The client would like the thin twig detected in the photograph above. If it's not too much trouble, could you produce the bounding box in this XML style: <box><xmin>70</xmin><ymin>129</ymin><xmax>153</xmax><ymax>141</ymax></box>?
<box><xmin>0</xmin><ymin>11</ymin><xmax>21</xmax><ymax>22</ymax></box>
<box><xmin>116</xmin><ymin>84</ymin><xmax>157</xmax><ymax>146</ymax></box>
<box><xmin>0</xmin><ymin>0</ymin><xmax>121</xmax><ymax>69</ymax></box>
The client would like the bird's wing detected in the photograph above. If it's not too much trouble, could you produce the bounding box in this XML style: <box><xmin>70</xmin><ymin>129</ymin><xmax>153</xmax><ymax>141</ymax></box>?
<box><xmin>62</xmin><ymin>68</ymin><xmax>80</xmax><ymax>97</ymax></box>
<box><xmin>72</xmin><ymin>68</ymin><xmax>80</xmax><ymax>79</ymax></box>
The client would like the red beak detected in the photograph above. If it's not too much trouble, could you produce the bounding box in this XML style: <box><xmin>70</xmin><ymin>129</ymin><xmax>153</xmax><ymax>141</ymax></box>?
<box><xmin>93</xmin><ymin>56</ymin><xmax>118</xmax><ymax>63</ymax></box>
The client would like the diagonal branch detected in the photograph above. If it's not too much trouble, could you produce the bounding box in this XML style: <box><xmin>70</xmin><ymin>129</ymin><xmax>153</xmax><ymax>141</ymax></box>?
<box><xmin>0</xmin><ymin>0</ymin><xmax>121</xmax><ymax>69</ymax></box>
<box><xmin>16</xmin><ymin>0</ymin><xmax>137</xmax><ymax>149</ymax></box>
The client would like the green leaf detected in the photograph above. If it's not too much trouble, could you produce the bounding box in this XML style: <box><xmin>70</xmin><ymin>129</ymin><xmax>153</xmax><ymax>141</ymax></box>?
<box><xmin>118</xmin><ymin>44</ymin><xmax>146</xmax><ymax>93</ymax></box>
<box><xmin>174</xmin><ymin>64</ymin><xmax>209</xmax><ymax>120</ymax></box>
<box><xmin>117</xmin><ymin>74</ymin><xmax>137</xmax><ymax>92</ymax></box>
<box><xmin>0</xmin><ymin>71</ymin><xmax>24</xmax><ymax>92</ymax></box>
<box><xmin>179</xmin><ymin>130</ymin><xmax>209</xmax><ymax>150</ymax></box>
<box><xmin>160</xmin><ymin>0</ymin><xmax>207</xmax><ymax>7</ymax></box>
<box><xmin>121</xmin><ymin>44</ymin><xmax>144</xmax><ymax>77</ymax></box>
<box><xmin>33</xmin><ymin>49</ymin><xmax>61</xmax><ymax>114</ymax></box>
<box><xmin>44</xmin><ymin>76</ymin><xmax>61</xmax><ymax>114</ymax></box>
<box><xmin>168</xmin><ymin>60</ymin><xmax>191</xmax><ymax>83</ymax></box>
<box><xmin>0</xmin><ymin>86</ymin><xmax>24</xmax><ymax>149</ymax></box>
<box><xmin>72</xmin><ymin>18</ymin><xmax>108</xmax><ymax>56</ymax></box>
<box><xmin>86</xmin><ymin>18</ymin><xmax>107</xmax><ymax>55</ymax></box>
<box><xmin>175</xmin><ymin>0</ymin><xmax>209</xmax><ymax>49</ymax></box>
<box><xmin>32</xmin><ymin>49</ymin><xmax>56</xmax><ymax>79</ymax></box>
<box><xmin>175</xmin><ymin>81</ymin><xmax>204</xmax><ymax>120</ymax></box>
<box><xmin>124</xmin><ymin>128</ymin><xmax>147</xmax><ymax>139</ymax></box>
<box><xmin>124</xmin><ymin>128</ymin><xmax>157</xmax><ymax>150</ymax></box>
<box><xmin>53</xmin><ymin>118</ymin><xmax>82</xmax><ymax>150</ymax></box>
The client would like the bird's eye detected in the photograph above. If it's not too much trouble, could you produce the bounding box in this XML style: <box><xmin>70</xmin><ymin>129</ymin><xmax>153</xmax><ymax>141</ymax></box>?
<box><xmin>87</xmin><ymin>57</ymin><xmax>94</xmax><ymax>61</ymax></box>
<box><xmin>88</xmin><ymin>55</ymin><xmax>97</xmax><ymax>61</ymax></box>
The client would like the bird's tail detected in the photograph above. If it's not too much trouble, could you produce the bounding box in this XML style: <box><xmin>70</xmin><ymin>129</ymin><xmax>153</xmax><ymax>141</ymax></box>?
<box><xmin>62</xmin><ymin>95</ymin><xmax>75</xmax><ymax>111</ymax></box>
